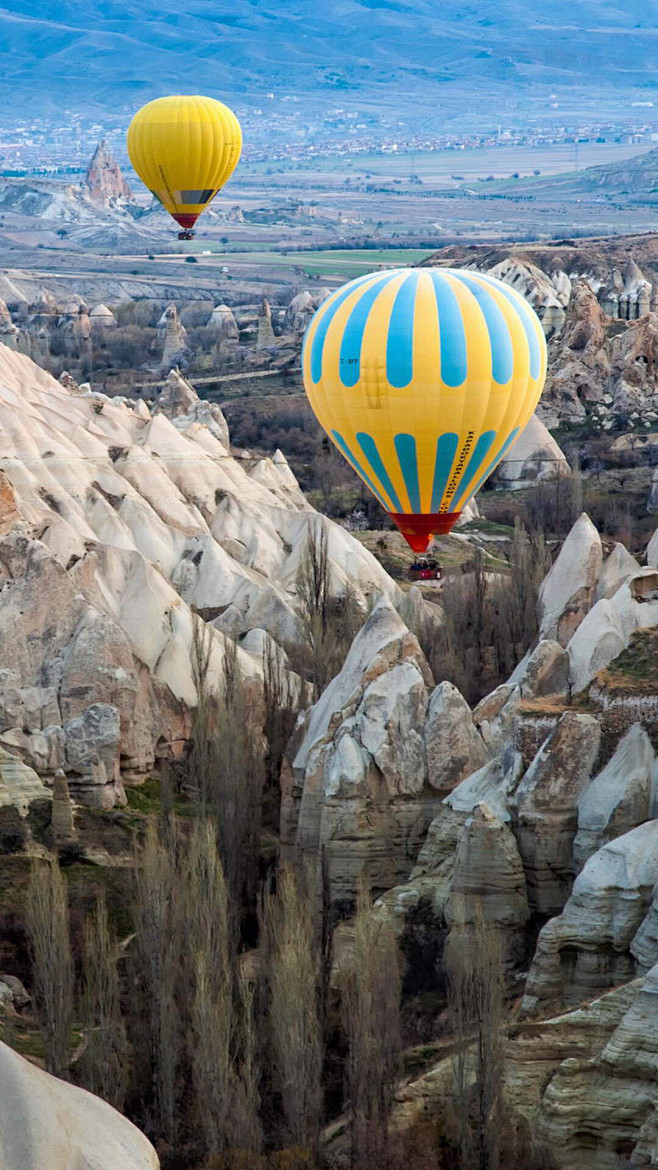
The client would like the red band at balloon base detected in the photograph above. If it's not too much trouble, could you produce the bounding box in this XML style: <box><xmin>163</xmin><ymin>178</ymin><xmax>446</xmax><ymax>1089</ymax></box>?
<box><xmin>172</xmin><ymin>212</ymin><xmax>199</xmax><ymax>229</ymax></box>
<box><xmin>389</xmin><ymin>512</ymin><xmax>461</xmax><ymax>552</ymax></box>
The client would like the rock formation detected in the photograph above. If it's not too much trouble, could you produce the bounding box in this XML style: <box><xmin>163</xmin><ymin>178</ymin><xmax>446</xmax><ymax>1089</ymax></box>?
<box><xmin>538</xmin><ymin>512</ymin><xmax>602</xmax><ymax>646</ymax></box>
<box><xmin>488</xmin><ymin>257</ymin><xmax>568</xmax><ymax>338</ymax></box>
<box><xmin>567</xmin><ymin>567</ymin><xmax>658</xmax><ymax>692</ymax></box>
<box><xmin>595</xmin><ymin>541</ymin><xmax>641</xmax><ymax>601</ymax></box>
<box><xmin>0</xmin><ymin>298</ymin><xmax>20</xmax><ymax>349</ymax></box>
<box><xmin>426</xmin><ymin>247</ymin><xmax>658</xmax><ymax>428</ymax></box>
<box><xmin>424</xmin><ymin>681</ymin><xmax>487</xmax><ymax>794</ymax></box>
<box><xmin>89</xmin><ymin>303</ymin><xmax>117</xmax><ymax>333</ymax></box>
<box><xmin>84</xmin><ymin>140</ymin><xmax>133</xmax><ymax>205</ymax></box>
<box><xmin>208</xmin><ymin>302</ymin><xmax>239</xmax><ymax>343</ymax></box>
<box><xmin>0</xmin><ymin>1040</ymin><xmax>158</xmax><ymax>1169</ymax></box>
<box><xmin>158</xmin><ymin>303</ymin><xmax>189</xmax><ymax>371</ymax></box>
<box><xmin>495</xmin><ymin>413</ymin><xmax>571</xmax><ymax>489</ymax></box>
<box><xmin>257</xmin><ymin>297</ymin><xmax>276</xmax><ymax>349</ymax></box>
<box><xmin>524</xmin><ymin>822</ymin><xmax>658</xmax><ymax>1011</ymax></box>
<box><xmin>283</xmin><ymin>598</ymin><xmax>436</xmax><ymax>913</ymax></box>
<box><xmin>573</xmin><ymin>724</ymin><xmax>655</xmax><ymax>869</ymax></box>
<box><xmin>284</xmin><ymin>287</ymin><xmax>331</xmax><ymax>333</ymax></box>
<box><xmin>0</xmin><ymin>344</ymin><xmax>398</xmax><ymax>810</ymax></box>
<box><xmin>446</xmin><ymin>802</ymin><xmax>529</xmax><ymax>972</ymax></box>
<box><xmin>514</xmin><ymin>711</ymin><xmax>602</xmax><ymax>916</ymax></box>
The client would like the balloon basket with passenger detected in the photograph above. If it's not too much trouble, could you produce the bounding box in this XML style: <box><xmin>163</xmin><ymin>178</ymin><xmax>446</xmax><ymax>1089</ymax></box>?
<box><xmin>408</xmin><ymin>556</ymin><xmax>442</xmax><ymax>583</ymax></box>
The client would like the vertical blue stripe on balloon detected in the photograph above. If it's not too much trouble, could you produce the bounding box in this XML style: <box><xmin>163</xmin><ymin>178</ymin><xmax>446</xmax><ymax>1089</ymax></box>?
<box><xmin>394</xmin><ymin>434</ymin><xmax>421</xmax><ymax>512</ymax></box>
<box><xmin>430</xmin><ymin>432</ymin><xmax>459</xmax><ymax>512</ymax></box>
<box><xmin>457</xmin><ymin>276</ymin><xmax>514</xmax><ymax>385</ymax></box>
<box><xmin>310</xmin><ymin>272</ymin><xmax>382</xmax><ymax>385</ymax></box>
<box><xmin>339</xmin><ymin>273</ymin><xmax>398</xmax><ymax>388</ymax></box>
<box><xmin>455</xmin><ymin>428</ymin><xmax>521</xmax><ymax>508</ymax></box>
<box><xmin>429</xmin><ymin>272</ymin><xmax>468</xmax><ymax>388</ymax></box>
<box><xmin>356</xmin><ymin>432</ymin><xmax>403</xmax><ymax>514</ymax></box>
<box><xmin>472</xmin><ymin>271</ymin><xmax>543</xmax><ymax>380</ymax></box>
<box><xmin>447</xmin><ymin>430</ymin><xmax>496</xmax><ymax>512</ymax></box>
<box><xmin>386</xmin><ymin>272</ymin><xmax>418</xmax><ymax>388</ymax></box>
<box><xmin>330</xmin><ymin>430</ymin><xmax>389</xmax><ymax>511</ymax></box>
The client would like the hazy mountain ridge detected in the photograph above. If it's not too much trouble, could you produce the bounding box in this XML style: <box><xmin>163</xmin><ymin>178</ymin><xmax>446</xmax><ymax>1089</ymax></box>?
<box><xmin>1</xmin><ymin>0</ymin><xmax>657</xmax><ymax>111</ymax></box>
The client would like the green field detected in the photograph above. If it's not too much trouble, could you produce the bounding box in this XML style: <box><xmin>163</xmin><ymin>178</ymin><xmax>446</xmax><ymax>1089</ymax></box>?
<box><xmin>182</xmin><ymin>246</ymin><xmax>432</xmax><ymax>277</ymax></box>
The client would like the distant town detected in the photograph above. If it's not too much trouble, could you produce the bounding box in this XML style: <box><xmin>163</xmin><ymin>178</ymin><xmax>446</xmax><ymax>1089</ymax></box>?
<box><xmin>3</xmin><ymin>102</ymin><xmax>658</xmax><ymax>180</ymax></box>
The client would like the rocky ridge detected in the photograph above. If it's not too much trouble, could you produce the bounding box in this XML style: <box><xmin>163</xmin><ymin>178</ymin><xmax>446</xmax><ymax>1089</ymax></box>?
<box><xmin>426</xmin><ymin>238</ymin><xmax>658</xmax><ymax>429</ymax></box>
<box><xmin>0</xmin><ymin>344</ymin><xmax>397</xmax><ymax>811</ymax></box>
<box><xmin>279</xmin><ymin>498</ymin><xmax>658</xmax><ymax>1167</ymax></box>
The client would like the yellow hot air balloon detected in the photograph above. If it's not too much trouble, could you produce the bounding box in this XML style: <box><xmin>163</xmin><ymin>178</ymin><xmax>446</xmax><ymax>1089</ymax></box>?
<box><xmin>127</xmin><ymin>95</ymin><xmax>242</xmax><ymax>238</ymax></box>
<box><xmin>302</xmin><ymin>268</ymin><xmax>547</xmax><ymax>552</ymax></box>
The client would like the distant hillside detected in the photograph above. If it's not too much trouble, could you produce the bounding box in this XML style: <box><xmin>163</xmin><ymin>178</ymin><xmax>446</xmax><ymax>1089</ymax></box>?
<box><xmin>477</xmin><ymin>149</ymin><xmax>658</xmax><ymax>199</ymax></box>
<box><xmin>2</xmin><ymin>0</ymin><xmax>658</xmax><ymax>114</ymax></box>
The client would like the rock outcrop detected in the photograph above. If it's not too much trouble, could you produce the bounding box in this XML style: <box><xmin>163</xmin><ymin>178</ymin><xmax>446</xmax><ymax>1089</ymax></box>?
<box><xmin>537</xmin><ymin>513</ymin><xmax>602</xmax><ymax>646</ymax></box>
<box><xmin>426</xmin><ymin>246</ymin><xmax>658</xmax><ymax>429</ymax></box>
<box><xmin>158</xmin><ymin>303</ymin><xmax>189</xmax><ymax>371</ymax></box>
<box><xmin>282</xmin><ymin>598</ymin><xmax>436</xmax><ymax>913</ymax></box>
<box><xmin>524</xmin><ymin>822</ymin><xmax>658</xmax><ymax>1011</ymax></box>
<box><xmin>595</xmin><ymin>541</ymin><xmax>641</xmax><ymax>601</ymax></box>
<box><xmin>84</xmin><ymin>140</ymin><xmax>133</xmax><ymax>205</ymax></box>
<box><xmin>514</xmin><ymin>711</ymin><xmax>602</xmax><ymax>916</ymax></box>
<box><xmin>207</xmin><ymin>302</ymin><xmax>239</xmax><ymax>343</ymax></box>
<box><xmin>257</xmin><ymin>297</ymin><xmax>276</xmax><ymax>349</ymax></box>
<box><xmin>488</xmin><ymin>257</ymin><xmax>569</xmax><ymax>338</ymax></box>
<box><xmin>567</xmin><ymin>568</ymin><xmax>658</xmax><ymax>692</ymax></box>
<box><xmin>0</xmin><ymin>344</ymin><xmax>398</xmax><ymax>807</ymax></box>
<box><xmin>573</xmin><ymin>724</ymin><xmax>655</xmax><ymax>869</ymax></box>
<box><xmin>0</xmin><ymin>1040</ymin><xmax>158</xmax><ymax>1169</ymax></box>
<box><xmin>495</xmin><ymin>413</ymin><xmax>571</xmax><ymax>489</ymax></box>
<box><xmin>535</xmin><ymin>962</ymin><xmax>658</xmax><ymax>1169</ymax></box>
<box><xmin>89</xmin><ymin>303</ymin><xmax>117</xmax><ymax>332</ymax></box>
<box><xmin>424</xmin><ymin>682</ymin><xmax>487</xmax><ymax>795</ymax></box>
<box><xmin>446</xmin><ymin>802</ymin><xmax>529</xmax><ymax>972</ymax></box>
<box><xmin>284</xmin><ymin>287</ymin><xmax>331</xmax><ymax>333</ymax></box>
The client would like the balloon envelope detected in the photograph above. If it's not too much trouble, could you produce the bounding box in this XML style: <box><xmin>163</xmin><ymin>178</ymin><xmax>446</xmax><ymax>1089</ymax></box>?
<box><xmin>302</xmin><ymin>267</ymin><xmax>547</xmax><ymax>551</ymax></box>
<box><xmin>127</xmin><ymin>95</ymin><xmax>242</xmax><ymax>230</ymax></box>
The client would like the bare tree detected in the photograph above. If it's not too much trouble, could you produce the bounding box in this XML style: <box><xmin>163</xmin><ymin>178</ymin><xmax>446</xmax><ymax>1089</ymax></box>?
<box><xmin>133</xmin><ymin>819</ymin><xmax>182</xmax><ymax>1147</ymax></box>
<box><xmin>26</xmin><ymin>859</ymin><xmax>74</xmax><ymax>1078</ymax></box>
<box><xmin>263</xmin><ymin>865</ymin><xmax>323</xmax><ymax>1152</ymax></box>
<box><xmin>495</xmin><ymin>521</ymin><xmax>551</xmax><ymax>678</ymax></box>
<box><xmin>79</xmin><ymin>888</ymin><xmax>128</xmax><ymax>1109</ymax></box>
<box><xmin>263</xmin><ymin>638</ymin><xmax>302</xmax><ymax>803</ymax></box>
<box><xmin>340</xmin><ymin>878</ymin><xmax>402</xmax><ymax>1170</ymax></box>
<box><xmin>295</xmin><ymin>523</ymin><xmax>364</xmax><ymax>696</ymax></box>
<box><xmin>184</xmin><ymin>819</ymin><xmax>240</xmax><ymax>1157</ymax></box>
<box><xmin>211</xmin><ymin>640</ymin><xmax>265</xmax><ymax>911</ymax></box>
<box><xmin>188</xmin><ymin>614</ymin><xmax>215</xmax><ymax>811</ymax></box>
<box><xmin>186</xmin><ymin>623</ymin><xmax>265</xmax><ymax>911</ymax></box>
<box><xmin>445</xmin><ymin>900</ymin><xmax>505</xmax><ymax>1170</ymax></box>
<box><xmin>231</xmin><ymin>977</ymin><xmax>263</xmax><ymax>1155</ymax></box>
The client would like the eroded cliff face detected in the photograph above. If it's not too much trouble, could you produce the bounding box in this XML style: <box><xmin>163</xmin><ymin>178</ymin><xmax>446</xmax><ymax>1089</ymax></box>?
<box><xmin>295</xmin><ymin>503</ymin><xmax>658</xmax><ymax>1169</ymax></box>
<box><xmin>0</xmin><ymin>344</ymin><xmax>399</xmax><ymax>812</ymax></box>
<box><xmin>8</xmin><ymin>331</ymin><xmax>658</xmax><ymax>1165</ymax></box>
<box><xmin>426</xmin><ymin>242</ymin><xmax>658</xmax><ymax>429</ymax></box>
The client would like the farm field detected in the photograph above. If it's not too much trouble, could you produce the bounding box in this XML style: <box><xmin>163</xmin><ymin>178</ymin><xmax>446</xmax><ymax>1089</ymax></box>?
<box><xmin>239</xmin><ymin>141</ymin><xmax>657</xmax><ymax>188</ymax></box>
<box><xmin>144</xmin><ymin>246</ymin><xmax>432</xmax><ymax>278</ymax></box>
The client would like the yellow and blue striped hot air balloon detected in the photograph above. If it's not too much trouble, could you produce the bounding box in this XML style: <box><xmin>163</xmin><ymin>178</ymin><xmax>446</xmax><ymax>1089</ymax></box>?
<box><xmin>302</xmin><ymin>267</ymin><xmax>547</xmax><ymax>552</ymax></box>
